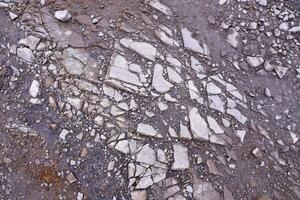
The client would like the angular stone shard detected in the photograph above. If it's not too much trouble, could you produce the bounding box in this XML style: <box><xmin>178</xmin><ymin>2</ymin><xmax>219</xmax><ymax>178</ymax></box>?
<box><xmin>152</xmin><ymin>64</ymin><xmax>173</xmax><ymax>93</ymax></box>
<box><xmin>146</xmin><ymin>0</ymin><xmax>172</xmax><ymax>16</ymax></box>
<box><xmin>172</xmin><ymin>144</ymin><xmax>189</xmax><ymax>170</ymax></box>
<box><xmin>54</xmin><ymin>10</ymin><xmax>71</xmax><ymax>22</ymax></box>
<box><xmin>227</xmin><ymin>28</ymin><xmax>239</xmax><ymax>48</ymax></box>
<box><xmin>181</xmin><ymin>28</ymin><xmax>208</xmax><ymax>55</ymax></box>
<box><xmin>155</xmin><ymin>30</ymin><xmax>179</xmax><ymax>47</ymax></box>
<box><xmin>120</xmin><ymin>38</ymin><xmax>158</xmax><ymax>61</ymax></box>
<box><xmin>193</xmin><ymin>181</ymin><xmax>220</xmax><ymax>200</ymax></box>
<box><xmin>137</xmin><ymin>123</ymin><xmax>163</xmax><ymax>138</ymax></box>
<box><xmin>189</xmin><ymin>107</ymin><xmax>210</xmax><ymax>141</ymax></box>
<box><xmin>29</xmin><ymin>80</ymin><xmax>40</xmax><ymax>98</ymax></box>
<box><xmin>19</xmin><ymin>35</ymin><xmax>40</xmax><ymax>50</ymax></box>
<box><xmin>17</xmin><ymin>47</ymin><xmax>34</xmax><ymax>62</ymax></box>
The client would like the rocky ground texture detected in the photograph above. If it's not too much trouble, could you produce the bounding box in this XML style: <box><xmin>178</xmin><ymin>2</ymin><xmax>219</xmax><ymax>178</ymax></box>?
<box><xmin>0</xmin><ymin>0</ymin><xmax>300</xmax><ymax>199</ymax></box>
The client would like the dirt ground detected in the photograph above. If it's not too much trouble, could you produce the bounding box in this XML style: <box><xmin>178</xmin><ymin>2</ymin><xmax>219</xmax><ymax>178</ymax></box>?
<box><xmin>0</xmin><ymin>0</ymin><xmax>299</xmax><ymax>199</ymax></box>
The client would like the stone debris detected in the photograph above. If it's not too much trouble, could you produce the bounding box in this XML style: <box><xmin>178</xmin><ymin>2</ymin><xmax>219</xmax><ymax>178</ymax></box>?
<box><xmin>246</xmin><ymin>56</ymin><xmax>264</xmax><ymax>68</ymax></box>
<box><xmin>137</xmin><ymin>123</ymin><xmax>162</xmax><ymax>138</ymax></box>
<box><xmin>227</xmin><ymin>28</ymin><xmax>239</xmax><ymax>48</ymax></box>
<box><xmin>120</xmin><ymin>38</ymin><xmax>158</xmax><ymax>61</ymax></box>
<box><xmin>172</xmin><ymin>144</ymin><xmax>189</xmax><ymax>170</ymax></box>
<box><xmin>29</xmin><ymin>80</ymin><xmax>40</xmax><ymax>98</ymax></box>
<box><xmin>1</xmin><ymin>0</ymin><xmax>298</xmax><ymax>199</ymax></box>
<box><xmin>146</xmin><ymin>0</ymin><xmax>172</xmax><ymax>15</ymax></box>
<box><xmin>189</xmin><ymin>107</ymin><xmax>210</xmax><ymax>141</ymax></box>
<box><xmin>152</xmin><ymin>64</ymin><xmax>173</xmax><ymax>93</ymax></box>
<box><xmin>17</xmin><ymin>47</ymin><xmax>34</xmax><ymax>62</ymax></box>
<box><xmin>181</xmin><ymin>28</ymin><xmax>208</xmax><ymax>55</ymax></box>
<box><xmin>193</xmin><ymin>181</ymin><xmax>220</xmax><ymax>200</ymax></box>
<box><xmin>54</xmin><ymin>10</ymin><xmax>72</xmax><ymax>21</ymax></box>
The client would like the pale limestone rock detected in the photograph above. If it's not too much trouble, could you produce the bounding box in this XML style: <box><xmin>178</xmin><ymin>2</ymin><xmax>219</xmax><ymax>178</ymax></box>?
<box><xmin>54</xmin><ymin>10</ymin><xmax>71</xmax><ymax>22</ymax></box>
<box><xmin>120</xmin><ymin>38</ymin><xmax>157</xmax><ymax>61</ymax></box>
<box><xmin>17</xmin><ymin>47</ymin><xmax>34</xmax><ymax>62</ymax></box>
<box><xmin>172</xmin><ymin>144</ymin><xmax>189</xmax><ymax>170</ymax></box>
<box><xmin>19</xmin><ymin>35</ymin><xmax>40</xmax><ymax>50</ymax></box>
<box><xmin>29</xmin><ymin>80</ymin><xmax>40</xmax><ymax>98</ymax></box>
<box><xmin>189</xmin><ymin>107</ymin><xmax>210</xmax><ymax>141</ymax></box>
<box><xmin>137</xmin><ymin>123</ymin><xmax>162</xmax><ymax>138</ymax></box>
<box><xmin>152</xmin><ymin>64</ymin><xmax>173</xmax><ymax>93</ymax></box>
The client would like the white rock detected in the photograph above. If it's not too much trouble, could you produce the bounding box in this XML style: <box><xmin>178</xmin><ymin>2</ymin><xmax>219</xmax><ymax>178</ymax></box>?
<box><xmin>189</xmin><ymin>107</ymin><xmax>210</xmax><ymax>141</ymax></box>
<box><xmin>226</xmin><ymin>28</ymin><xmax>239</xmax><ymax>48</ymax></box>
<box><xmin>257</xmin><ymin>0</ymin><xmax>267</xmax><ymax>6</ymax></box>
<box><xmin>54</xmin><ymin>10</ymin><xmax>72</xmax><ymax>22</ymax></box>
<box><xmin>137</xmin><ymin>123</ymin><xmax>162</xmax><ymax>138</ymax></box>
<box><xmin>59</xmin><ymin>129</ymin><xmax>70</xmax><ymax>141</ymax></box>
<box><xmin>136</xmin><ymin>144</ymin><xmax>156</xmax><ymax>165</ymax></box>
<box><xmin>17</xmin><ymin>47</ymin><xmax>34</xmax><ymax>62</ymax></box>
<box><xmin>207</xmin><ymin>116</ymin><xmax>224</xmax><ymax>134</ymax></box>
<box><xmin>246</xmin><ymin>56</ymin><xmax>264</xmax><ymax>67</ymax></box>
<box><xmin>155</xmin><ymin>30</ymin><xmax>179</xmax><ymax>47</ymax></box>
<box><xmin>181</xmin><ymin>28</ymin><xmax>206</xmax><ymax>55</ymax></box>
<box><xmin>9</xmin><ymin>12</ymin><xmax>18</xmax><ymax>20</ymax></box>
<box><xmin>94</xmin><ymin>116</ymin><xmax>104</xmax><ymax>126</ymax></box>
<box><xmin>172</xmin><ymin>144</ymin><xmax>189</xmax><ymax>170</ymax></box>
<box><xmin>219</xmin><ymin>0</ymin><xmax>227</xmax><ymax>5</ymax></box>
<box><xmin>152</xmin><ymin>64</ymin><xmax>173</xmax><ymax>93</ymax></box>
<box><xmin>147</xmin><ymin>0</ymin><xmax>172</xmax><ymax>15</ymax></box>
<box><xmin>67</xmin><ymin>97</ymin><xmax>83</xmax><ymax>110</ymax></box>
<box><xmin>120</xmin><ymin>38</ymin><xmax>157</xmax><ymax>61</ymax></box>
<box><xmin>29</xmin><ymin>80</ymin><xmax>40</xmax><ymax>98</ymax></box>
<box><xmin>19</xmin><ymin>35</ymin><xmax>40</xmax><ymax>50</ymax></box>
<box><xmin>289</xmin><ymin>26</ymin><xmax>300</xmax><ymax>33</ymax></box>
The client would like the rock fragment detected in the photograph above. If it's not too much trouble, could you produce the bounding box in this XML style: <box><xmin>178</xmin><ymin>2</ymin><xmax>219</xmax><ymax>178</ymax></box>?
<box><xmin>54</xmin><ymin>10</ymin><xmax>72</xmax><ymax>22</ymax></box>
<box><xmin>227</xmin><ymin>28</ymin><xmax>239</xmax><ymax>48</ymax></box>
<box><xmin>171</xmin><ymin>144</ymin><xmax>189</xmax><ymax>170</ymax></box>
<box><xmin>152</xmin><ymin>64</ymin><xmax>173</xmax><ymax>93</ymax></box>
<box><xmin>17</xmin><ymin>47</ymin><xmax>34</xmax><ymax>62</ymax></box>
<box><xmin>29</xmin><ymin>80</ymin><xmax>40</xmax><ymax>98</ymax></box>
<box><xmin>189</xmin><ymin>107</ymin><xmax>210</xmax><ymax>141</ymax></box>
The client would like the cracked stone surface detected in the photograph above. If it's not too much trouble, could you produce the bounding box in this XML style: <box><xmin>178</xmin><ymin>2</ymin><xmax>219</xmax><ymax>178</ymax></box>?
<box><xmin>0</xmin><ymin>0</ymin><xmax>300</xmax><ymax>199</ymax></box>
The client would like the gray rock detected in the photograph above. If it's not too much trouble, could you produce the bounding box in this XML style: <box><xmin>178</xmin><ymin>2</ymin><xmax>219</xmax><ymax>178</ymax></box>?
<box><xmin>193</xmin><ymin>181</ymin><xmax>220</xmax><ymax>200</ymax></box>
<box><xmin>146</xmin><ymin>0</ymin><xmax>172</xmax><ymax>15</ymax></box>
<box><xmin>171</xmin><ymin>144</ymin><xmax>189</xmax><ymax>170</ymax></box>
<box><xmin>181</xmin><ymin>28</ymin><xmax>207</xmax><ymax>55</ymax></box>
<box><xmin>152</xmin><ymin>64</ymin><xmax>173</xmax><ymax>93</ymax></box>
<box><xmin>246</xmin><ymin>56</ymin><xmax>264</xmax><ymax>67</ymax></box>
<box><xmin>189</xmin><ymin>107</ymin><xmax>210</xmax><ymax>141</ymax></box>
<box><xmin>19</xmin><ymin>35</ymin><xmax>40</xmax><ymax>50</ymax></box>
<box><xmin>257</xmin><ymin>0</ymin><xmax>267</xmax><ymax>6</ymax></box>
<box><xmin>29</xmin><ymin>80</ymin><xmax>40</xmax><ymax>98</ymax></box>
<box><xmin>17</xmin><ymin>47</ymin><xmax>34</xmax><ymax>62</ymax></box>
<box><xmin>120</xmin><ymin>38</ymin><xmax>158</xmax><ymax>61</ymax></box>
<box><xmin>137</xmin><ymin>123</ymin><xmax>162</xmax><ymax>138</ymax></box>
<box><xmin>227</xmin><ymin>28</ymin><xmax>239</xmax><ymax>48</ymax></box>
<box><xmin>54</xmin><ymin>10</ymin><xmax>72</xmax><ymax>22</ymax></box>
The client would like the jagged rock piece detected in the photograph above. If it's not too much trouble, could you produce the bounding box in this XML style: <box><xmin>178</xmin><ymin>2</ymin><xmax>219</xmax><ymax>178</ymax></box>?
<box><xmin>207</xmin><ymin>116</ymin><xmax>224</xmax><ymax>134</ymax></box>
<box><xmin>155</xmin><ymin>30</ymin><xmax>179</xmax><ymax>46</ymax></box>
<box><xmin>227</xmin><ymin>28</ymin><xmax>239</xmax><ymax>48</ymax></box>
<box><xmin>181</xmin><ymin>28</ymin><xmax>207</xmax><ymax>55</ymax></box>
<box><xmin>189</xmin><ymin>107</ymin><xmax>210</xmax><ymax>141</ymax></box>
<box><xmin>137</xmin><ymin>123</ymin><xmax>162</xmax><ymax>138</ymax></box>
<box><xmin>17</xmin><ymin>47</ymin><xmax>34</xmax><ymax>62</ymax></box>
<box><xmin>29</xmin><ymin>80</ymin><xmax>40</xmax><ymax>98</ymax></box>
<box><xmin>146</xmin><ymin>0</ymin><xmax>172</xmax><ymax>15</ymax></box>
<box><xmin>193</xmin><ymin>181</ymin><xmax>220</xmax><ymax>200</ymax></box>
<box><xmin>208</xmin><ymin>95</ymin><xmax>225</xmax><ymax>113</ymax></box>
<box><xmin>19</xmin><ymin>35</ymin><xmax>40</xmax><ymax>50</ymax></box>
<box><xmin>152</xmin><ymin>64</ymin><xmax>173</xmax><ymax>93</ymax></box>
<box><xmin>120</xmin><ymin>38</ymin><xmax>158</xmax><ymax>61</ymax></box>
<box><xmin>54</xmin><ymin>10</ymin><xmax>71</xmax><ymax>21</ymax></box>
<box><xmin>172</xmin><ymin>144</ymin><xmax>189</xmax><ymax>170</ymax></box>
